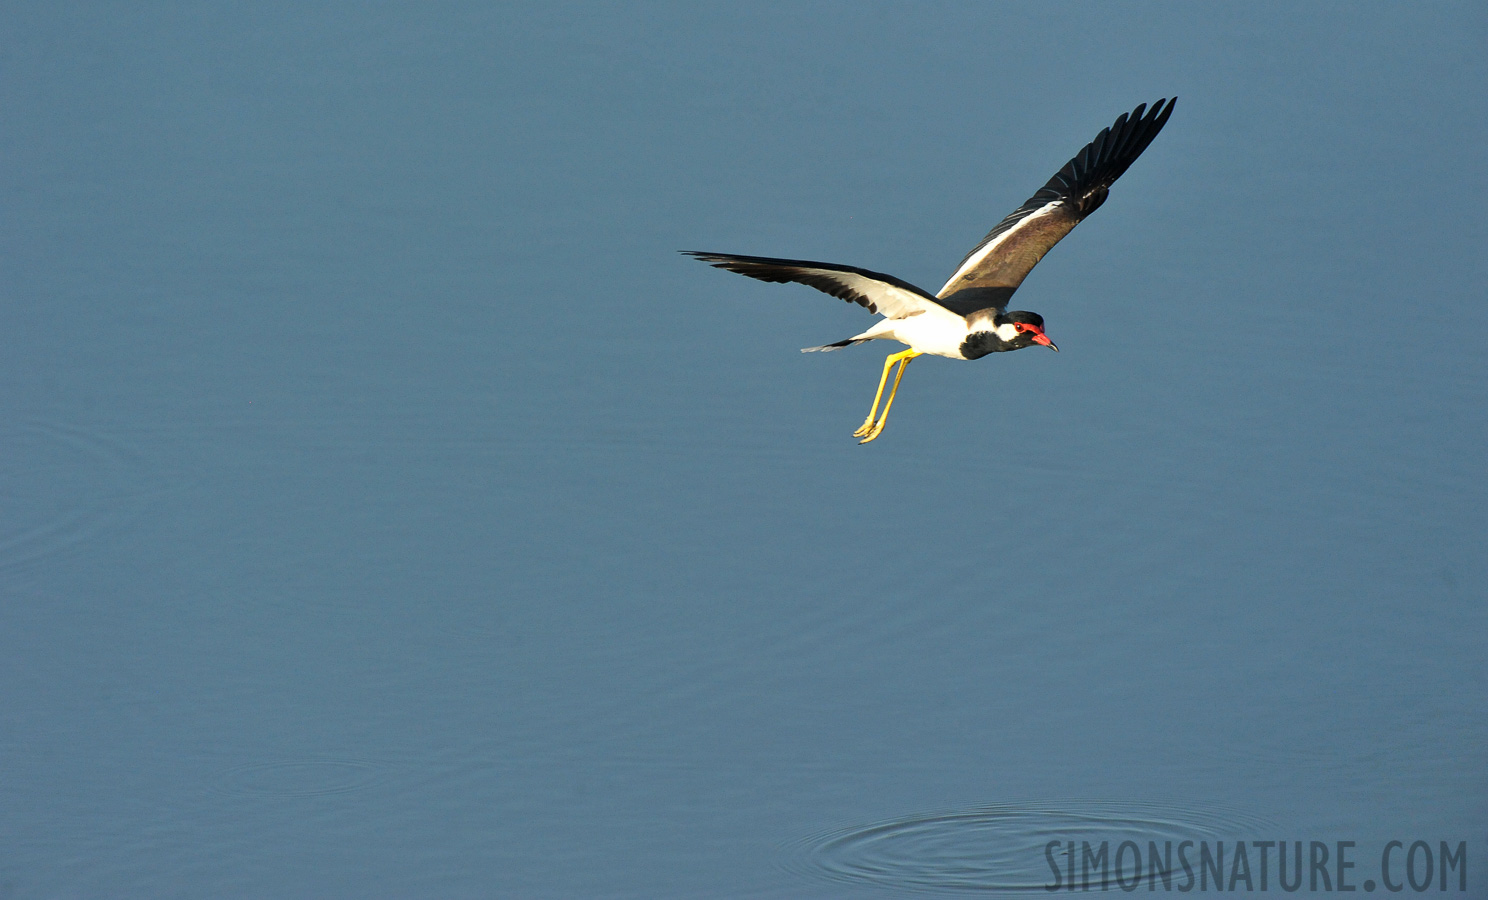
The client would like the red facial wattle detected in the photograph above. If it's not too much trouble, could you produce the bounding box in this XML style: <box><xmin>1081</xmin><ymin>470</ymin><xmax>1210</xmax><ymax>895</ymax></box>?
<box><xmin>1015</xmin><ymin>323</ymin><xmax>1059</xmax><ymax>352</ymax></box>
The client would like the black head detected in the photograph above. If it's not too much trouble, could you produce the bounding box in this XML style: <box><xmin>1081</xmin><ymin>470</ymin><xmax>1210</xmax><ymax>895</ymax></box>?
<box><xmin>1001</xmin><ymin>310</ymin><xmax>1058</xmax><ymax>352</ymax></box>
<box><xmin>958</xmin><ymin>309</ymin><xmax>1059</xmax><ymax>359</ymax></box>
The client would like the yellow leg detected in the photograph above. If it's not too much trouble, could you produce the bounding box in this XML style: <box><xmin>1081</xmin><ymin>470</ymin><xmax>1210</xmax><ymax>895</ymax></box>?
<box><xmin>853</xmin><ymin>352</ymin><xmax>907</xmax><ymax>437</ymax></box>
<box><xmin>857</xmin><ymin>350</ymin><xmax>920</xmax><ymax>444</ymax></box>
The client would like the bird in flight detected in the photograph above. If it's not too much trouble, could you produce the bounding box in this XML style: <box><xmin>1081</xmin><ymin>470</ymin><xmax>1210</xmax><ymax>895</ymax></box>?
<box><xmin>686</xmin><ymin>98</ymin><xmax>1176</xmax><ymax>444</ymax></box>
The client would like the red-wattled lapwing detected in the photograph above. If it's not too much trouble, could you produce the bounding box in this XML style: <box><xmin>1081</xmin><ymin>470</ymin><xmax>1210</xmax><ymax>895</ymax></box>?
<box><xmin>686</xmin><ymin>98</ymin><xmax>1175</xmax><ymax>444</ymax></box>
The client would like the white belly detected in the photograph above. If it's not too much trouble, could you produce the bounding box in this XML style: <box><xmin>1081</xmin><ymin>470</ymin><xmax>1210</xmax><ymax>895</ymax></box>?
<box><xmin>854</xmin><ymin>309</ymin><xmax>971</xmax><ymax>359</ymax></box>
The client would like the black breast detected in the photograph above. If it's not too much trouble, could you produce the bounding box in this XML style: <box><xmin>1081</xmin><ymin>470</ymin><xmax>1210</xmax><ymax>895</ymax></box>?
<box><xmin>959</xmin><ymin>330</ymin><xmax>1018</xmax><ymax>360</ymax></box>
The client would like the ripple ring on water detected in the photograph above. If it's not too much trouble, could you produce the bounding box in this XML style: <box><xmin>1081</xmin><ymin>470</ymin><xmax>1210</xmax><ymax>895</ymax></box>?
<box><xmin>783</xmin><ymin>800</ymin><xmax>1274</xmax><ymax>894</ymax></box>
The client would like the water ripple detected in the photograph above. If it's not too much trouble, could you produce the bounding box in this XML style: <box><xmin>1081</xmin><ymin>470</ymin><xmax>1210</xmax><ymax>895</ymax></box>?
<box><xmin>212</xmin><ymin>758</ymin><xmax>386</xmax><ymax>798</ymax></box>
<box><xmin>785</xmin><ymin>800</ymin><xmax>1274</xmax><ymax>894</ymax></box>
<box><xmin>0</xmin><ymin>420</ymin><xmax>172</xmax><ymax>576</ymax></box>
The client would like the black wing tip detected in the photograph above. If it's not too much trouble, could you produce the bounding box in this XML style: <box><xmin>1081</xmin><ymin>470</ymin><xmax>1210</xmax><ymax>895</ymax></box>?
<box><xmin>1042</xmin><ymin>97</ymin><xmax>1178</xmax><ymax>209</ymax></box>
<box><xmin>681</xmin><ymin>250</ymin><xmax>730</xmax><ymax>263</ymax></box>
<box><xmin>1131</xmin><ymin>97</ymin><xmax>1177</xmax><ymax>142</ymax></box>
<box><xmin>681</xmin><ymin>251</ymin><xmax>793</xmax><ymax>281</ymax></box>
<box><xmin>1106</xmin><ymin>97</ymin><xmax>1177</xmax><ymax>154</ymax></box>
<box><xmin>682</xmin><ymin>251</ymin><xmax>777</xmax><ymax>275</ymax></box>
<box><xmin>1129</xmin><ymin>97</ymin><xmax>1176</xmax><ymax>117</ymax></box>
<box><xmin>681</xmin><ymin>250</ymin><xmax>793</xmax><ymax>269</ymax></box>
<box><xmin>1146</xmin><ymin>96</ymin><xmax>1177</xmax><ymax>128</ymax></box>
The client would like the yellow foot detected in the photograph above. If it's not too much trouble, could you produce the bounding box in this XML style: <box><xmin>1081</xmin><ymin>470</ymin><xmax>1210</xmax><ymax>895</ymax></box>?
<box><xmin>857</xmin><ymin>421</ymin><xmax>887</xmax><ymax>444</ymax></box>
<box><xmin>852</xmin><ymin>418</ymin><xmax>876</xmax><ymax>438</ymax></box>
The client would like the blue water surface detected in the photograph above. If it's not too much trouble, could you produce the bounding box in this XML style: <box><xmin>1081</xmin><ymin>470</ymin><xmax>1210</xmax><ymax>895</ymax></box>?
<box><xmin>2</xmin><ymin>2</ymin><xmax>1485</xmax><ymax>897</ymax></box>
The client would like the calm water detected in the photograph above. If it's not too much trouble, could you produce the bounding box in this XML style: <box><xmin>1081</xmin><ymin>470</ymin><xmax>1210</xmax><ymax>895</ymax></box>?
<box><xmin>3</xmin><ymin>3</ymin><xmax>1485</xmax><ymax>897</ymax></box>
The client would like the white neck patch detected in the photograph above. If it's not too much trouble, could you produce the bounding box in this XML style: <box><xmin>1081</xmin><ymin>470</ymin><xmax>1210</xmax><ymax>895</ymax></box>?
<box><xmin>994</xmin><ymin>322</ymin><xmax>1020</xmax><ymax>342</ymax></box>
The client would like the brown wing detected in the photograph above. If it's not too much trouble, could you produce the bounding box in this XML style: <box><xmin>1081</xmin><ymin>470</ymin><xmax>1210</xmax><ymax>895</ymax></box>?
<box><xmin>936</xmin><ymin>98</ymin><xmax>1176</xmax><ymax>307</ymax></box>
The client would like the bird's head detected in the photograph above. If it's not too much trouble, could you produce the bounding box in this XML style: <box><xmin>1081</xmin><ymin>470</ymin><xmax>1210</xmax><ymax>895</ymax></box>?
<box><xmin>1001</xmin><ymin>310</ymin><xmax>1058</xmax><ymax>352</ymax></box>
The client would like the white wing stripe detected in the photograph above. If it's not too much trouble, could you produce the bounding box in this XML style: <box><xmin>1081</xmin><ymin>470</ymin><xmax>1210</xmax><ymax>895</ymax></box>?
<box><xmin>806</xmin><ymin>270</ymin><xmax>937</xmax><ymax>319</ymax></box>
<box><xmin>936</xmin><ymin>201</ymin><xmax>1064</xmax><ymax>295</ymax></box>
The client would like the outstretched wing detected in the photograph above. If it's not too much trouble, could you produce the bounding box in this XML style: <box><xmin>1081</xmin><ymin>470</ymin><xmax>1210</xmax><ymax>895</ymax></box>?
<box><xmin>937</xmin><ymin>98</ymin><xmax>1176</xmax><ymax>305</ymax></box>
<box><xmin>684</xmin><ymin>251</ymin><xmax>946</xmax><ymax>320</ymax></box>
